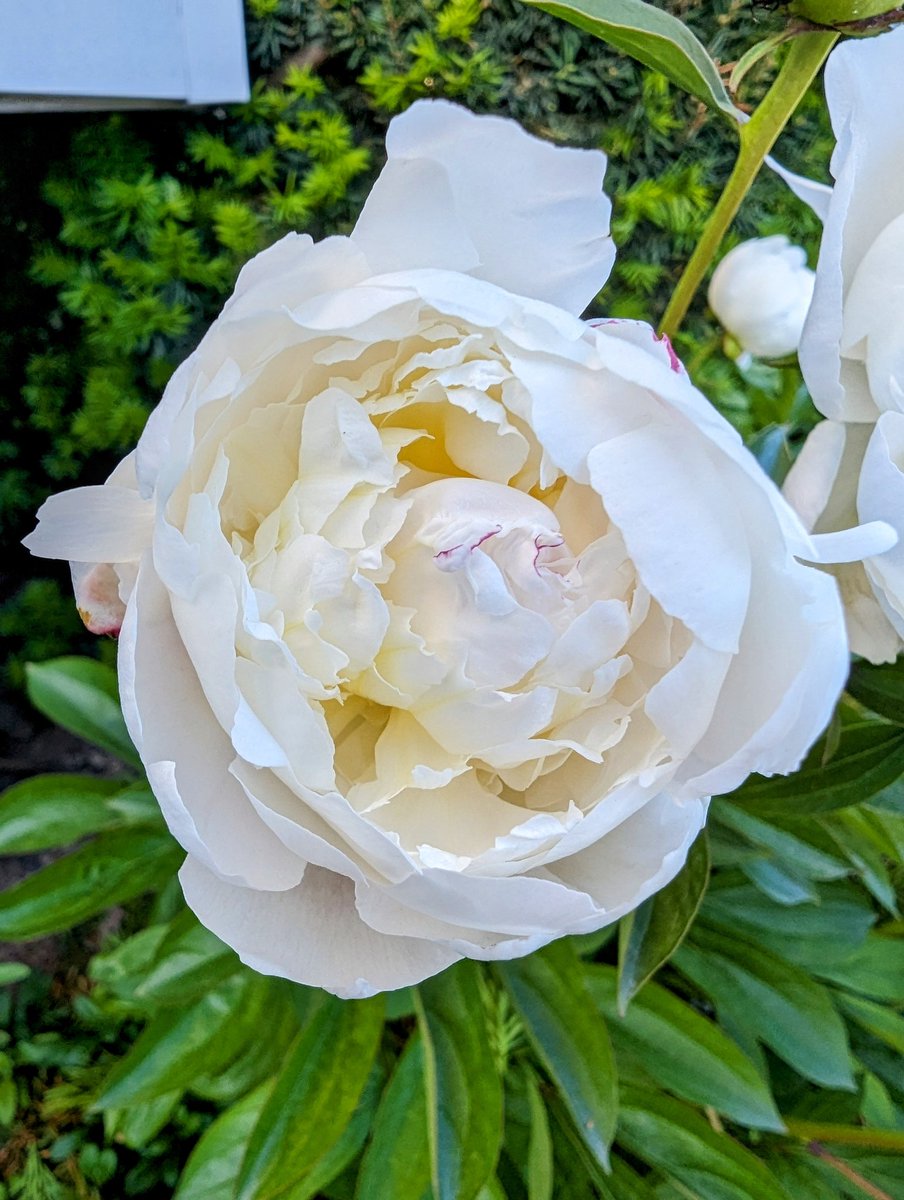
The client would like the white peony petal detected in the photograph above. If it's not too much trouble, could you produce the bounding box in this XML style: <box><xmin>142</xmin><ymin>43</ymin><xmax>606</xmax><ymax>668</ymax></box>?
<box><xmin>860</xmin><ymin>412</ymin><xmax>904</xmax><ymax>642</ymax></box>
<box><xmin>765</xmin><ymin>154</ymin><xmax>832</xmax><ymax>222</ymax></box>
<box><xmin>350</xmin><ymin>156</ymin><xmax>481</xmax><ymax>279</ymax></box>
<box><xmin>181</xmin><ymin>856</ymin><xmax>460</xmax><ymax>998</ymax></box>
<box><xmin>686</xmin><ymin>537</ymin><xmax>847</xmax><ymax>794</ymax></box>
<box><xmin>357</xmin><ymin>862</ymin><xmax>603</xmax><ymax>941</ymax></box>
<box><xmin>807</xmin><ymin>522</ymin><xmax>897</xmax><ymax>566</ymax></box>
<box><xmin>353</xmin><ymin>99</ymin><xmax>613</xmax><ymax>314</ymax></box>
<box><xmin>548</xmin><ymin>793</ymin><xmax>707</xmax><ymax>918</ymax></box>
<box><xmin>783</xmin><ymin>419</ymin><xmax>848</xmax><ymax>533</ymax></box>
<box><xmin>588</xmin><ymin>425</ymin><xmax>752</xmax><ymax>654</ymax></box>
<box><xmin>24</xmin><ymin>486</ymin><xmax>153</xmax><ymax>563</ymax></box>
<box><xmin>119</xmin><ymin>559</ymin><xmax>306</xmax><ymax>891</ymax></box>
<box><xmin>800</xmin><ymin>26</ymin><xmax>904</xmax><ymax>423</ymax></box>
<box><xmin>644</xmin><ymin>640</ymin><xmax>732</xmax><ymax>757</ymax></box>
<box><xmin>297</xmin><ymin>388</ymin><xmax>397</xmax><ymax>537</ymax></box>
<box><xmin>368</xmin><ymin>771</ymin><xmax>535</xmax><ymax>863</ymax></box>
<box><xmin>229</xmin><ymin>759</ymin><xmax>372</xmax><ymax>883</ymax></box>
<box><xmin>841</xmin><ymin>212</ymin><xmax>904</xmax><ymax>414</ymax></box>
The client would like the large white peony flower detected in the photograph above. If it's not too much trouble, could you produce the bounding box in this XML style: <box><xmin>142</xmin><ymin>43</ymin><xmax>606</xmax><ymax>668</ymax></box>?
<box><xmin>27</xmin><ymin>101</ymin><xmax>854</xmax><ymax>997</ymax></box>
<box><xmin>784</xmin><ymin>27</ymin><xmax>904</xmax><ymax>663</ymax></box>
<box><xmin>708</xmin><ymin>236</ymin><xmax>815</xmax><ymax>359</ymax></box>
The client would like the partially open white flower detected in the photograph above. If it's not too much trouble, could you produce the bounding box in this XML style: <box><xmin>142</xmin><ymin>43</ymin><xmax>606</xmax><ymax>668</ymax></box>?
<box><xmin>708</xmin><ymin>236</ymin><xmax>815</xmax><ymax>359</ymax></box>
<box><xmin>784</xmin><ymin>27</ymin><xmax>904</xmax><ymax>663</ymax></box>
<box><xmin>27</xmin><ymin>101</ymin><xmax>851</xmax><ymax>997</ymax></box>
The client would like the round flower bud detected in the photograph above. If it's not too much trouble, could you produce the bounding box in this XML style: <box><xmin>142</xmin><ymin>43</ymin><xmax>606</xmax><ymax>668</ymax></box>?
<box><xmin>708</xmin><ymin>236</ymin><xmax>816</xmax><ymax>359</ymax></box>
<box><xmin>789</xmin><ymin>0</ymin><xmax>902</xmax><ymax>26</ymax></box>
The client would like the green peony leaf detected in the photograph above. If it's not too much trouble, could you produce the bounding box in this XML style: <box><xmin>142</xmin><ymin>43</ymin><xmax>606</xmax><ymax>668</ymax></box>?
<box><xmin>177</xmin><ymin>1068</ymin><xmax>382</xmax><ymax>1200</ymax></box>
<box><xmin>617</xmin><ymin>1088</ymin><xmax>793</xmax><ymax>1200</ymax></box>
<box><xmin>95</xmin><ymin>972</ymin><xmax>268</xmax><ymax>1109</ymax></box>
<box><xmin>617</xmin><ymin>831</ymin><xmax>710</xmax><ymax>1012</ymax></box>
<box><xmin>847</xmin><ymin>656</ymin><xmax>904</xmax><ymax>724</ymax></box>
<box><xmin>700</xmin><ymin>881</ymin><xmax>875</xmax><ymax>969</ymax></box>
<box><xmin>588</xmin><ymin>965</ymin><xmax>783</xmax><ymax>1131</ymax></box>
<box><xmin>812</xmin><ymin>933</ymin><xmax>904</xmax><ymax>1003</ymax></box>
<box><xmin>0</xmin><ymin>829</ymin><xmax>180</xmax><ymax>940</ymax></box>
<box><xmin>416</xmin><ymin>961</ymin><xmax>504</xmax><ymax>1200</ymax></box>
<box><xmin>0</xmin><ymin>962</ymin><xmax>30</xmax><ymax>986</ymax></box>
<box><xmin>523</xmin><ymin>1064</ymin><xmax>554</xmax><ymax>1200</ymax></box>
<box><xmin>131</xmin><ymin>908</ymin><xmax>238</xmax><ymax>1006</ymax></box>
<box><xmin>837</xmin><ymin>990</ymin><xmax>904</xmax><ymax>1054</ymax></box>
<box><xmin>675</xmin><ymin>927</ymin><xmax>855</xmax><ymax>1089</ymax></box>
<box><xmin>496</xmin><ymin>940</ymin><xmax>617</xmax><ymax>1172</ymax></box>
<box><xmin>175</xmin><ymin>1083</ymin><xmax>270</xmax><ymax>1200</ymax></box>
<box><xmin>0</xmin><ymin>774</ymin><xmax>160</xmax><ymax>855</ymax></box>
<box><xmin>356</xmin><ymin>1035</ymin><xmax>432</xmax><ymax>1200</ymax></box>
<box><xmin>236</xmin><ymin>992</ymin><xmax>384</xmax><ymax>1200</ymax></box>
<box><xmin>732</xmin><ymin>721</ymin><xmax>904</xmax><ymax>815</ymax></box>
<box><xmin>25</xmin><ymin>656</ymin><xmax>141</xmax><ymax>768</ymax></box>
<box><xmin>522</xmin><ymin>0</ymin><xmax>736</xmax><ymax>117</ymax></box>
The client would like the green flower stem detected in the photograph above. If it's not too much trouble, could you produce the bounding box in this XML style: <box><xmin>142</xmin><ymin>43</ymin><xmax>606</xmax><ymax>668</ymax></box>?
<box><xmin>658</xmin><ymin>29</ymin><xmax>838</xmax><ymax>341</ymax></box>
<box><xmin>784</xmin><ymin>1119</ymin><xmax>904</xmax><ymax>1152</ymax></box>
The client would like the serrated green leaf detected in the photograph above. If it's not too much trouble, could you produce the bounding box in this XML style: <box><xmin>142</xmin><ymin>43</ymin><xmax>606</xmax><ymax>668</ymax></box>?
<box><xmin>675</xmin><ymin>929</ymin><xmax>854</xmax><ymax>1089</ymax></box>
<box><xmin>0</xmin><ymin>774</ymin><xmax>125</xmax><ymax>854</ymax></box>
<box><xmin>416</xmin><ymin>962</ymin><xmax>504</xmax><ymax>1200</ymax></box>
<box><xmin>25</xmin><ymin>656</ymin><xmax>141</xmax><ymax>767</ymax></box>
<box><xmin>524</xmin><ymin>0</ymin><xmax>735</xmax><ymax>116</ymax></box>
<box><xmin>618</xmin><ymin>832</ymin><xmax>709</xmax><ymax>1012</ymax></box>
<box><xmin>732</xmin><ymin>722</ymin><xmax>904</xmax><ymax>816</ymax></box>
<box><xmin>236</xmin><ymin>993</ymin><xmax>384</xmax><ymax>1200</ymax></box>
<box><xmin>588</xmin><ymin>965</ymin><xmax>782</xmax><ymax>1131</ymax></box>
<box><xmin>0</xmin><ymin>830</ymin><xmax>180</xmax><ymax>940</ymax></box>
<box><xmin>496</xmin><ymin>941</ymin><xmax>616</xmax><ymax>1172</ymax></box>
<box><xmin>356</xmin><ymin>1035</ymin><xmax>431</xmax><ymax>1200</ymax></box>
<box><xmin>95</xmin><ymin>973</ymin><xmax>265</xmax><ymax>1109</ymax></box>
<box><xmin>617</xmin><ymin>1088</ymin><xmax>792</xmax><ymax>1200</ymax></box>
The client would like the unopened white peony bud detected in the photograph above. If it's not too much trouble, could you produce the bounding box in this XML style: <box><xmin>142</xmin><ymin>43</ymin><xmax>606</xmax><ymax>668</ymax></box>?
<box><xmin>708</xmin><ymin>236</ymin><xmax>816</xmax><ymax>359</ymax></box>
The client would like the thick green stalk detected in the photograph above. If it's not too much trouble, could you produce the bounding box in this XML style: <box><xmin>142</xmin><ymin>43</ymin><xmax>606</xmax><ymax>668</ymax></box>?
<box><xmin>784</xmin><ymin>1119</ymin><xmax>904</xmax><ymax>1152</ymax></box>
<box><xmin>658</xmin><ymin>29</ymin><xmax>838</xmax><ymax>340</ymax></box>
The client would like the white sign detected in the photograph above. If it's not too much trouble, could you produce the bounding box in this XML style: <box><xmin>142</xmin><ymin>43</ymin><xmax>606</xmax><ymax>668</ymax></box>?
<box><xmin>0</xmin><ymin>0</ymin><xmax>250</xmax><ymax>110</ymax></box>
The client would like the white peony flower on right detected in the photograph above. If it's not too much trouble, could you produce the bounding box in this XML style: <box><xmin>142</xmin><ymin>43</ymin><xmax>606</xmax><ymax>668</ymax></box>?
<box><xmin>708</xmin><ymin>236</ymin><xmax>815</xmax><ymax>359</ymax></box>
<box><xmin>784</xmin><ymin>26</ymin><xmax>904</xmax><ymax>664</ymax></box>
